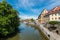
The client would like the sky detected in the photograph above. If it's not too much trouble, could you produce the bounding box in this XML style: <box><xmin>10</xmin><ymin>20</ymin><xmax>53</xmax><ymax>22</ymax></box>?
<box><xmin>0</xmin><ymin>0</ymin><xmax>60</xmax><ymax>19</ymax></box>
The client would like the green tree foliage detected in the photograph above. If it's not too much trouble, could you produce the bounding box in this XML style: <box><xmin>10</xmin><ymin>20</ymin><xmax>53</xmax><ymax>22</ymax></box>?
<box><xmin>49</xmin><ymin>21</ymin><xmax>59</xmax><ymax>27</ymax></box>
<box><xmin>30</xmin><ymin>18</ymin><xmax>34</xmax><ymax>22</ymax></box>
<box><xmin>0</xmin><ymin>0</ymin><xmax>20</xmax><ymax>37</ymax></box>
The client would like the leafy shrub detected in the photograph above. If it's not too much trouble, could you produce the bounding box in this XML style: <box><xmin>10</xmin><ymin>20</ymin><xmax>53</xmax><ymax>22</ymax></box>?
<box><xmin>0</xmin><ymin>0</ymin><xmax>20</xmax><ymax>38</ymax></box>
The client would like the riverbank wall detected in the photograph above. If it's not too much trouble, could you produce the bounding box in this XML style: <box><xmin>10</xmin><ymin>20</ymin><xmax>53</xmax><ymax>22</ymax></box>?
<box><xmin>35</xmin><ymin>20</ymin><xmax>60</xmax><ymax>40</ymax></box>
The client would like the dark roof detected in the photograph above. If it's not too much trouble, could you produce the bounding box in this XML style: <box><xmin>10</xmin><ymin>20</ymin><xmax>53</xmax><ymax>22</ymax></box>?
<box><xmin>38</xmin><ymin>9</ymin><xmax>48</xmax><ymax>19</ymax></box>
<box><xmin>49</xmin><ymin>6</ymin><xmax>60</xmax><ymax>14</ymax></box>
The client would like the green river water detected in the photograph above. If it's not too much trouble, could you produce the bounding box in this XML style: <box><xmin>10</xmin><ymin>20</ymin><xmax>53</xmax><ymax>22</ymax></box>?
<box><xmin>8</xmin><ymin>23</ymin><xmax>47</xmax><ymax>40</ymax></box>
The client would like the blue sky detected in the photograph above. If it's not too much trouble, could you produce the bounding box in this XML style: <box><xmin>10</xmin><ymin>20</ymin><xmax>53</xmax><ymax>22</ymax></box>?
<box><xmin>0</xmin><ymin>0</ymin><xmax>60</xmax><ymax>19</ymax></box>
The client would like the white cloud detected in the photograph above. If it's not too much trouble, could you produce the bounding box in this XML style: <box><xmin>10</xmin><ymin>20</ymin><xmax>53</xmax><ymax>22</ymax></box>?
<box><xmin>45</xmin><ymin>0</ymin><xmax>60</xmax><ymax>10</ymax></box>
<box><xmin>16</xmin><ymin>0</ymin><xmax>60</xmax><ymax>20</ymax></box>
<box><xmin>16</xmin><ymin>0</ymin><xmax>41</xmax><ymax>19</ymax></box>
<box><xmin>19</xmin><ymin>14</ymin><xmax>37</xmax><ymax>20</ymax></box>
<box><xmin>31</xmin><ymin>9</ymin><xmax>40</xmax><ymax>14</ymax></box>
<box><xmin>17</xmin><ymin>0</ymin><xmax>34</xmax><ymax>9</ymax></box>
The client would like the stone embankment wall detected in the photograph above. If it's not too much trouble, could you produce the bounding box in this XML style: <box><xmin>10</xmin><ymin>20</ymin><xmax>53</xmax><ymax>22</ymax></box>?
<box><xmin>35</xmin><ymin>20</ymin><xmax>60</xmax><ymax>40</ymax></box>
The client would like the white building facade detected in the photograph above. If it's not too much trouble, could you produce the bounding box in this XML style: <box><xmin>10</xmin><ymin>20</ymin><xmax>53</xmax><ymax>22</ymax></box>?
<box><xmin>38</xmin><ymin>6</ymin><xmax>60</xmax><ymax>24</ymax></box>
<box><xmin>49</xmin><ymin>12</ymin><xmax>60</xmax><ymax>21</ymax></box>
<box><xmin>49</xmin><ymin>6</ymin><xmax>60</xmax><ymax>21</ymax></box>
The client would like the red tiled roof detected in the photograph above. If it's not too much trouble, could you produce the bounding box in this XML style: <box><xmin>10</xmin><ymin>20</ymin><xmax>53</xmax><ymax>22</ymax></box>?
<box><xmin>49</xmin><ymin>6</ymin><xmax>60</xmax><ymax>14</ymax></box>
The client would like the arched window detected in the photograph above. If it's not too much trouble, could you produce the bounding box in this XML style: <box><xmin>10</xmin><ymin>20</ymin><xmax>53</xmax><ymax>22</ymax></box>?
<box><xmin>59</xmin><ymin>17</ymin><xmax>60</xmax><ymax>19</ymax></box>
<box><xmin>55</xmin><ymin>17</ymin><xmax>57</xmax><ymax>20</ymax></box>
<box><xmin>55</xmin><ymin>14</ymin><xmax>57</xmax><ymax>16</ymax></box>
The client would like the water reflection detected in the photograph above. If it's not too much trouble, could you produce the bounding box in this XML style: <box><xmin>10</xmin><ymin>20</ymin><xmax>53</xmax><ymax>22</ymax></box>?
<box><xmin>19</xmin><ymin>23</ymin><xmax>42</xmax><ymax>40</ymax></box>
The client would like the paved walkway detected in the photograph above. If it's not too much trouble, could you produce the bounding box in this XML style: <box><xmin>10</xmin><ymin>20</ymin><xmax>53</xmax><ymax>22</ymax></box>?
<box><xmin>35</xmin><ymin>20</ymin><xmax>60</xmax><ymax>40</ymax></box>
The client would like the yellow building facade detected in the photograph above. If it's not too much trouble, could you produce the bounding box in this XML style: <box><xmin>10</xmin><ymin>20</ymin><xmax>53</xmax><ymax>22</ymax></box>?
<box><xmin>38</xmin><ymin>9</ymin><xmax>48</xmax><ymax>24</ymax></box>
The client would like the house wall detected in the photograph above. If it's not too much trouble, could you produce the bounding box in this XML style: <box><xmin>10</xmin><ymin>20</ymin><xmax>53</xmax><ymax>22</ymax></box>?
<box><xmin>38</xmin><ymin>9</ymin><xmax>48</xmax><ymax>24</ymax></box>
<box><xmin>49</xmin><ymin>12</ymin><xmax>60</xmax><ymax>21</ymax></box>
<box><xmin>44</xmin><ymin>16</ymin><xmax>49</xmax><ymax>23</ymax></box>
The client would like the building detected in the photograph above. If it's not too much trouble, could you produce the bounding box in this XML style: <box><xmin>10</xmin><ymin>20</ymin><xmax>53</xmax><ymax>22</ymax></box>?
<box><xmin>37</xmin><ymin>6</ymin><xmax>60</xmax><ymax>36</ymax></box>
<box><xmin>38</xmin><ymin>9</ymin><xmax>48</xmax><ymax>24</ymax></box>
<box><xmin>49</xmin><ymin>6</ymin><xmax>60</xmax><ymax>21</ymax></box>
<box><xmin>38</xmin><ymin>6</ymin><xmax>60</xmax><ymax>24</ymax></box>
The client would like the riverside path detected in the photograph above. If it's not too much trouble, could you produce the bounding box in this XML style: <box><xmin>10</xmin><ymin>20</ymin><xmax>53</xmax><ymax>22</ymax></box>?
<box><xmin>35</xmin><ymin>20</ymin><xmax>60</xmax><ymax>40</ymax></box>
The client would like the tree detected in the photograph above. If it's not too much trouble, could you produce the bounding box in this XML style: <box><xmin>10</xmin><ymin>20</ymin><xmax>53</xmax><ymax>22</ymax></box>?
<box><xmin>49</xmin><ymin>21</ymin><xmax>59</xmax><ymax>27</ymax></box>
<box><xmin>30</xmin><ymin>18</ymin><xmax>34</xmax><ymax>22</ymax></box>
<box><xmin>0</xmin><ymin>0</ymin><xmax>20</xmax><ymax>38</ymax></box>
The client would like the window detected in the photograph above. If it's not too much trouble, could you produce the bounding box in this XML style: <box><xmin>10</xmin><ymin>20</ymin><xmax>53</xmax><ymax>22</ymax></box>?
<box><xmin>59</xmin><ymin>17</ymin><xmax>60</xmax><ymax>19</ymax></box>
<box><xmin>58</xmin><ymin>10</ymin><xmax>60</xmax><ymax>13</ymax></box>
<box><xmin>58</xmin><ymin>10</ymin><xmax>60</xmax><ymax>15</ymax></box>
<box><xmin>55</xmin><ymin>17</ymin><xmax>57</xmax><ymax>20</ymax></box>
<box><xmin>52</xmin><ymin>18</ymin><xmax>53</xmax><ymax>20</ymax></box>
<box><xmin>52</xmin><ymin>14</ymin><xmax>53</xmax><ymax>16</ymax></box>
<box><xmin>58</xmin><ymin>11</ymin><xmax>60</xmax><ymax>15</ymax></box>
<box><xmin>55</xmin><ymin>14</ymin><xmax>57</xmax><ymax>16</ymax></box>
<box><xmin>58</xmin><ymin>13</ymin><xmax>60</xmax><ymax>15</ymax></box>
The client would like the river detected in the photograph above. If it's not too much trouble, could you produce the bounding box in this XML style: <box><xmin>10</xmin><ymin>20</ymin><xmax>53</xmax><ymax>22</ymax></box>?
<box><xmin>19</xmin><ymin>23</ymin><xmax>43</xmax><ymax>40</ymax></box>
<box><xmin>8</xmin><ymin>23</ymin><xmax>47</xmax><ymax>40</ymax></box>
